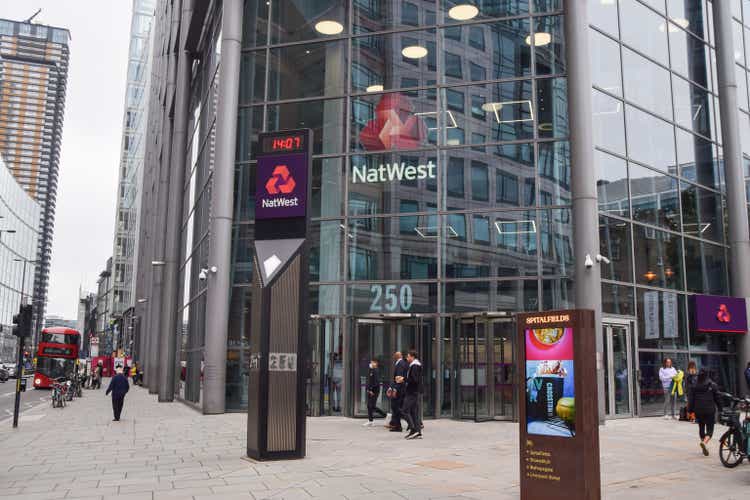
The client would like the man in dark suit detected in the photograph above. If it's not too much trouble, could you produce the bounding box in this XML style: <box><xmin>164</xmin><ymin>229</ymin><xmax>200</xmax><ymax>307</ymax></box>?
<box><xmin>402</xmin><ymin>350</ymin><xmax>423</xmax><ymax>440</ymax></box>
<box><xmin>389</xmin><ymin>351</ymin><xmax>408</xmax><ymax>432</ymax></box>
<box><xmin>364</xmin><ymin>358</ymin><xmax>387</xmax><ymax>426</ymax></box>
<box><xmin>105</xmin><ymin>366</ymin><xmax>130</xmax><ymax>421</ymax></box>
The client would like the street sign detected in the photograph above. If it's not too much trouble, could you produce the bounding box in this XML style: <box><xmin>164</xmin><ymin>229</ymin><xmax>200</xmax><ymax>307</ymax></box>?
<box><xmin>517</xmin><ymin>310</ymin><xmax>600</xmax><ymax>500</ymax></box>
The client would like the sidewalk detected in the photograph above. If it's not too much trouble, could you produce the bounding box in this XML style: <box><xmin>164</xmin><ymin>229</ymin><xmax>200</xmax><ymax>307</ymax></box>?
<box><xmin>0</xmin><ymin>384</ymin><xmax>747</xmax><ymax>500</ymax></box>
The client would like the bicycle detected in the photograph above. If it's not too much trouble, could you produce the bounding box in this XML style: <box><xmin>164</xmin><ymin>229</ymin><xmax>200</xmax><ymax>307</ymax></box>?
<box><xmin>717</xmin><ymin>392</ymin><xmax>750</xmax><ymax>468</ymax></box>
<box><xmin>51</xmin><ymin>378</ymin><xmax>67</xmax><ymax>408</ymax></box>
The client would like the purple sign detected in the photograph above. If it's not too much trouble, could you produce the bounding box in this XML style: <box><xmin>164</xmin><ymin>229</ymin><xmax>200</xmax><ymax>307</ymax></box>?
<box><xmin>693</xmin><ymin>295</ymin><xmax>747</xmax><ymax>333</ymax></box>
<box><xmin>255</xmin><ymin>152</ymin><xmax>308</xmax><ymax>220</ymax></box>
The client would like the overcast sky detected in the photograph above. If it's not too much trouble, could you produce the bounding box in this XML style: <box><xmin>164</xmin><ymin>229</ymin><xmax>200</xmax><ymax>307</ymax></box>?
<box><xmin>1</xmin><ymin>1</ymin><xmax>133</xmax><ymax>318</ymax></box>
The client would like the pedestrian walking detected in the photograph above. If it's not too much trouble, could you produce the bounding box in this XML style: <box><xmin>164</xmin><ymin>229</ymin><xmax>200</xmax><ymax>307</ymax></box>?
<box><xmin>401</xmin><ymin>350</ymin><xmax>423</xmax><ymax>440</ymax></box>
<box><xmin>130</xmin><ymin>362</ymin><xmax>138</xmax><ymax>383</ymax></box>
<box><xmin>659</xmin><ymin>358</ymin><xmax>678</xmax><ymax>419</ymax></box>
<box><xmin>364</xmin><ymin>358</ymin><xmax>387</xmax><ymax>426</ymax></box>
<box><xmin>388</xmin><ymin>351</ymin><xmax>408</xmax><ymax>432</ymax></box>
<box><xmin>744</xmin><ymin>362</ymin><xmax>750</xmax><ymax>394</ymax></box>
<box><xmin>105</xmin><ymin>366</ymin><xmax>130</xmax><ymax>421</ymax></box>
<box><xmin>687</xmin><ymin>370</ymin><xmax>721</xmax><ymax>456</ymax></box>
<box><xmin>93</xmin><ymin>360</ymin><xmax>103</xmax><ymax>389</ymax></box>
<box><xmin>684</xmin><ymin>361</ymin><xmax>698</xmax><ymax>422</ymax></box>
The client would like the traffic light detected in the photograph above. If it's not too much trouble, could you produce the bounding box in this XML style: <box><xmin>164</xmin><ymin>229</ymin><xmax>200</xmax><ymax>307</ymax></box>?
<box><xmin>12</xmin><ymin>304</ymin><xmax>32</xmax><ymax>338</ymax></box>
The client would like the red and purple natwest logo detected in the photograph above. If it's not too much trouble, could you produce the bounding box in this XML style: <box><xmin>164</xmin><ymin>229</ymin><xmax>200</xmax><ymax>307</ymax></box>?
<box><xmin>265</xmin><ymin>165</ymin><xmax>296</xmax><ymax>195</ymax></box>
<box><xmin>359</xmin><ymin>93</ymin><xmax>427</xmax><ymax>151</ymax></box>
<box><xmin>716</xmin><ymin>304</ymin><xmax>731</xmax><ymax>323</ymax></box>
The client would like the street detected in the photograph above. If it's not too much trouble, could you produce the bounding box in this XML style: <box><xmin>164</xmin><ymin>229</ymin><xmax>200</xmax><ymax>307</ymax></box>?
<box><xmin>1</xmin><ymin>383</ymin><xmax>749</xmax><ymax>499</ymax></box>
<box><xmin>0</xmin><ymin>378</ymin><xmax>48</xmax><ymax>423</ymax></box>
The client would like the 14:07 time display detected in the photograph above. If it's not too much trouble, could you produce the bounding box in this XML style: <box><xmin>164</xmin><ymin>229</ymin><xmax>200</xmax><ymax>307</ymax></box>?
<box><xmin>263</xmin><ymin>134</ymin><xmax>304</xmax><ymax>152</ymax></box>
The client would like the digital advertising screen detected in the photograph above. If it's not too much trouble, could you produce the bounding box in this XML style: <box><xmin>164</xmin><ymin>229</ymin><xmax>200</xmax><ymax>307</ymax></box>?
<box><xmin>525</xmin><ymin>327</ymin><xmax>575</xmax><ymax>438</ymax></box>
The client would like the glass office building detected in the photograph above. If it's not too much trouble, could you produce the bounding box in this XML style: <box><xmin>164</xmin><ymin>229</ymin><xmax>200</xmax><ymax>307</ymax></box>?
<box><xmin>136</xmin><ymin>0</ymin><xmax>750</xmax><ymax>420</ymax></box>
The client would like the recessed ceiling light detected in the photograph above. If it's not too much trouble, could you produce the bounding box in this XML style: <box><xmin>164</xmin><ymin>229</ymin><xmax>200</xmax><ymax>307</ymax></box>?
<box><xmin>366</xmin><ymin>84</ymin><xmax>384</xmax><ymax>92</ymax></box>
<box><xmin>525</xmin><ymin>32</ymin><xmax>552</xmax><ymax>47</ymax></box>
<box><xmin>314</xmin><ymin>20</ymin><xmax>344</xmax><ymax>35</ymax></box>
<box><xmin>481</xmin><ymin>102</ymin><xmax>502</xmax><ymax>112</ymax></box>
<box><xmin>402</xmin><ymin>45</ymin><xmax>428</xmax><ymax>59</ymax></box>
<box><xmin>448</xmin><ymin>4</ymin><xmax>479</xmax><ymax>21</ymax></box>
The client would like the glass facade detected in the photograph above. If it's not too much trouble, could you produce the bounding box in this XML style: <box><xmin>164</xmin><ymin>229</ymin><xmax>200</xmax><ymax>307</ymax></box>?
<box><xmin>227</xmin><ymin>0</ymin><xmax>571</xmax><ymax>416</ymax></box>
<box><xmin>592</xmin><ymin>0</ymin><xmax>739</xmax><ymax>415</ymax></box>
<box><xmin>155</xmin><ymin>0</ymin><xmax>748</xmax><ymax>418</ymax></box>
<box><xmin>0</xmin><ymin>156</ymin><xmax>39</xmax><ymax>361</ymax></box>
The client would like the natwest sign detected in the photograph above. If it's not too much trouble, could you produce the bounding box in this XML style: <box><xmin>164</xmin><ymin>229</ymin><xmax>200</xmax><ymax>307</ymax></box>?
<box><xmin>352</xmin><ymin>160</ymin><xmax>436</xmax><ymax>184</ymax></box>
<box><xmin>255</xmin><ymin>153</ymin><xmax>307</xmax><ymax>220</ymax></box>
<box><xmin>693</xmin><ymin>294</ymin><xmax>748</xmax><ymax>333</ymax></box>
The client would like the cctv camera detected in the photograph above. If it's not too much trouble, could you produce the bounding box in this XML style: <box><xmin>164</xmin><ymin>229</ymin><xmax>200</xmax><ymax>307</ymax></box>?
<box><xmin>596</xmin><ymin>254</ymin><xmax>611</xmax><ymax>265</ymax></box>
<box><xmin>584</xmin><ymin>254</ymin><xmax>594</xmax><ymax>268</ymax></box>
<box><xmin>198</xmin><ymin>269</ymin><xmax>208</xmax><ymax>281</ymax></box>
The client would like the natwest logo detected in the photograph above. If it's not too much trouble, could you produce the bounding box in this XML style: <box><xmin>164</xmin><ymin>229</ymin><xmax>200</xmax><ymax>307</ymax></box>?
<box><xmin>359</xmin><ymin>93</ymin><xmax>427</xmax><ymax>151</ymax></box>
<box><xmin>265</xmin><ymin>165</ymin><xmax>296</xmax><ymax>195</ymax></box>
<box><xmin>717</xmin><ymin>304</ymin><xmax>731</xmax><ymax>323</ymax></box>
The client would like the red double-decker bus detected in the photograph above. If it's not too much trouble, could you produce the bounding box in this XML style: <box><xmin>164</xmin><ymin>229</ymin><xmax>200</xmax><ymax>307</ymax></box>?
<box><xmin>33</xmin><ymin>327</ymin><xmax>80</xmax><ymax>388</ymax></box>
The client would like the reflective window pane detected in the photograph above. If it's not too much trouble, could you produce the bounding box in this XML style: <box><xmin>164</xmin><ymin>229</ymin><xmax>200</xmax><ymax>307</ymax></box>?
<box><xmin>629</xmin><ymin>163</ymin><xmax>680</xmax><ymax>232</ymax></box>
<box><xmin>354</xmin><ymin>0</ymin><xmax>436</xmax><ymax>32</ymax></box>
<box><xmin>636</xmin><ymin>292</ymin><xmax>687</xmax><ymax>350</ymax></box>
<box><xmin>440</xmin><ymin>0</ymin><xmax>529</xmax><ymax>24</ymax></box>
<box><xmin>348</xmin><ymin>283</ymin><xmax>437</xmax><ymax>314</ymax></box>
<box><xmin>536</xmin><ymin>77</ymin><xmax>568</xmax><ymax>139</ymax></box>
<box><xmin>679</xmin><ymin>181</ymin><xmax>724</xmax><ymax>243</ymax></box>
<box><xmin>633</xmin><ymin>225</ymin><xmax>683</xmax><ymax>289</ymax></box>
<box><xmin>271</xmin><ymin>1</ymin><xmax>348</xmax><ymax>44</ymax></box>
<box><xmin>602</xmin><ymin>282</ymin><xmax>635</xmax><ymax>316</ymax></box>
<box><xmin>588</xmin><ymin>0</ymin><xmax>619</xmax><ymax>36</ymax></box>
<box><xmin>540</xmin><ymin>208</ymin><xmax>573</xmax><ymax>275</ymax></box>
<box><xmin>534</xmin><ymin>15</ymin><xmax>565</xmax><ymax>76</ymax></box>
<box><xmin>239</xmin><ymin>51</ymin><xmax>266</xmax><ymax>104</ymax></box>
<box><xmin>268</xmin><ymin>40</ymin><xmax>347</xmax><ymax>100</ymax></box>
<box><xmin>622</xmin><ymin>47</ymin><xmax>672</xmax><ymax>120</ymax></box>
<box><xmin>625</xmin><ymin>106</ymin><xmax>676</xmax><ymax>173</ymax></box>
<box><xmin>267</xmin><ymin>98</ymin><xmax>346</xmax><ymax>155</ymax></box>
<box><xmin>619</xmin><ymin>0</ymin><xmax>669</xmax><ymax>66</ymax></box>
<box><xmin>590</xmin><ymin>29</ymin><xmax>622</xmax><ymax>96</ymax></box>
<box><xmin>683</xmin><ymin>239</ymin><xmax>728</xmax><ymax>295</ymax></box>
<box><xmin>596</xmin><ymin>149</ymin><xmax>629</xmax><ymax>217</ymax></box>
<box><xmin>599</xmin><ymin>216</ymin><xmax>633</xmax><ymax>283</ymax></box>
<box><xmin>676</xmin><ymin>129</ymin><xmax>721</xmax><ymax>191</ymax></box>
<box><xmin>592</xmin><ymin>90</ymin><xmax>625</xmax><ymax>155</ymax></box>
<box><xmin>537</xmin><ymin>141</ymin><xmax>570</xmax><ymax>206</ymax></box>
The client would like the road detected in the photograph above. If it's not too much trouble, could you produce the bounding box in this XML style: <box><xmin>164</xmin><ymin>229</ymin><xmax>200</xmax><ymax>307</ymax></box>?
<box><xmin>0</xmin><ymin>378</ymin><xmax>48</xmax><ymax>422</ymax></box>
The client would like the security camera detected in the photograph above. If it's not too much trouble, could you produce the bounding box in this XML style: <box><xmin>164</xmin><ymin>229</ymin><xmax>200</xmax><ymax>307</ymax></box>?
<box><xmin>596</xmin><ymin>254</ymin><xmax>611</xmax><ymax>265</ymax></box>
<box><xmin>198</xmin><ymin>268</ymin><xmax>208</xmax><ymax>281</ymax></box>
<box><xmin>584</xmin><ymin>254</ymin><xmax>594</xmax><ymax>268</ymax></box>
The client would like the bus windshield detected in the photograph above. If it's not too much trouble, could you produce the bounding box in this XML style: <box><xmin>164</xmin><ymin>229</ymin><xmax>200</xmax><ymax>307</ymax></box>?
<box><xmin>41</xmin><ymin>333</ymin><xmax>79</xmax><ymax>345</ymax></box>
<box><xmin>36</xmin><ymin>357</ymin><xmax>75</xmax><ymax>380</ymax></box>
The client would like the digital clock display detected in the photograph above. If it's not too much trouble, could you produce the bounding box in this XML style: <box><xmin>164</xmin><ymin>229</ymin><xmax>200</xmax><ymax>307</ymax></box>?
<box><xmin>262</xmin><ymin>134</ymin><xmax>306</xmax><ymax>153</ymax></box>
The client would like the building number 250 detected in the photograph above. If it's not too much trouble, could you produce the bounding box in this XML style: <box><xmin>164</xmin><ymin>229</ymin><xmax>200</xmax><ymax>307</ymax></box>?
<box><xmin>369</xmin><ymin>284</ymin><xmax>413</xmax><ymax>312</ymax></box>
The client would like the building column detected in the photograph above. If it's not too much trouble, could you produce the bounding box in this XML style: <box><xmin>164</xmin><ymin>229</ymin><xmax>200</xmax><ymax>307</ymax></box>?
<box><xmin>203</xmin><ymin>0</ymin><xmax>243</xmax><ymax>414</ymax></box>
<box><xmin>712</xmin><ymin>2</ymin><xmax>750</xmax><ymax>391</ymax></box>
<box><xmin>159</xmin><ymin>0</ymin><xmax>193</xmax><ymax>402</ymax></box>
<box><xmin>563</xmin><ymin>0</ymin><xmax>605</xmax><ymax>423</ymax></box>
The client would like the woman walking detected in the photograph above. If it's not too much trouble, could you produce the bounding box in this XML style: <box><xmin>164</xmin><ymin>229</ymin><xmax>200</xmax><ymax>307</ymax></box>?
<box><xmin>687</xmin><ymin>369</ymin><xmax>721</xmax><ymax>456</ymax></box>
<box><xmin>658</xmin><ymin>358</ymin><xmax>678</xmax><ymax>419</ymax></box>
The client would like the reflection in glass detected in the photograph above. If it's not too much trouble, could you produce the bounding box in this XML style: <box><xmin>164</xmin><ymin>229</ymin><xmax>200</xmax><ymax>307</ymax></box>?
<box><xmin>629</xmin><ymin>163</ymin><xmax>680</xmax><ymax>232</ymax></box>
<box><xmin>542</xmin><ymin>278</ymin><xmax>573</xmax><ymax>310</ymax></box>
<box><xmin>676</xmin><ymin>129</ymin><xmax>721</xmax><ymax>191</ymax></box>
<box><xmin>539</xmin><ymin>208</ymin><xmax>573</xmax><ymax>275</ymax></box>
<box><xmin>536</xmin><ymin>77</ymin><xmax>568</xmax><ymax>139</ymax></box>
<box><xmin>633</xmin><ymin>225</ymin><xmax>682</xmax><ymax>289</ymax></box>
<box><xmin>590</xmin><ymin>29</ymin><xmax>622</xmax><ymax>96</ymax></box>
<box><xmin>599</xmin><ymin>216</ymin><xmax>633</xmax><ymax>283</ymax></box>
<box><xmin>440</xmin><ymin>0</ymin><xmax>529</xmax><ymax>23</ymax></box>
<box><xmin>679</xmin><ymin>181</ymin><xmax>723</xmax><ymax>243</ymax></box>
<box><xmin>270</xmin><ymin>1</ymin><xmax>347</xmax><ymax>44</ymax></box>
<box><xmin>538</xmin><ymin>141</ymin><xmax>570</xmax><ymax>206</ymax></box>
<box><xmin>268</xmin><ymin>98</ymin><xmax>345</xmax><ymax>155</ymax></box>
<box><xmin>534</xmin><ymin>16</ymin><xmax>565</xmax><ymax>76</ymax></box>
<box><xmin>268</xmin><ymin>40</ymin><xmax>347</xmax><ymax>100</ymax></box>
<box><xmin>443</xmin><ymin>210</ymin><xmax>538</xmax><ymax>279</ymax></box>
<box><xmin>683</xmin><ymin>238</ymin><xmax>727</xmax><ymax>295</ymax></box>
<box><xmin>626</xmin><ymin>106</ymin><xmax>676</xmax><ymax>173</ymax></box>
<box><xmin>592</xmin><ymin>91</ymin><xmax>625</xmax><ymax>154</ymax></box>
<box><xmin>619</xmin><ymin>0</ymin><xmax>669</xmax><ymax>66</ymax></box>
<box><xmin>596</xmin><ymin>150</ymin><xmax>629</xmax><ymax>217</ymax></box>
<box><xmin>622</xmin><ymin>47</ymin><xmax>672</xmax><ymax>120</ymax></box>
<box><xmin>602</xmin><ymin>283</ymin><xmax>635</xmax><ymax>316</ymax></box>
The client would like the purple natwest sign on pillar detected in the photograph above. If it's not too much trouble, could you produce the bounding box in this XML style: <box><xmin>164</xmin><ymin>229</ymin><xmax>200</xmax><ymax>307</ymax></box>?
<box><xmin>693</xmin><ymin>295</ymin><xmax>748</xmax><ymax>333</ymax></box>
<box><xmin>255</xmin><ymin>152</ymin><xmax>308</xmax><ymax>220</ymax></box>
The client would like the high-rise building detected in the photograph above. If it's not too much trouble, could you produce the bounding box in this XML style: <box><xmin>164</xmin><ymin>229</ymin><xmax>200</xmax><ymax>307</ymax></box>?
<box><xmin>0</xmin><ymin>154</ymin><xmax>39</xmax><ymax>362</ymax></box>
<box><xmin>108</xmin><ymin>0</ymin><xmax>156</xmax><ymax>354</ymax></box>
<box><xmin>137</xmin><ymin>0</ymin><xmax>750</xmax><ymax>420</ymax></box>
<box><xmin>0</xmin><ymin>17</ymin><xmax>70</xmax><ymax>344</ymax></box>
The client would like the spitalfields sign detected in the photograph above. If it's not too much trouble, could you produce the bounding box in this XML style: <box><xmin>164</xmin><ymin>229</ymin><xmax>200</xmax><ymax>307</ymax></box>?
<box><xmin>351</xmin><ymin>160</ymin><xmax>436</xmax><ymax>184</ymax></box>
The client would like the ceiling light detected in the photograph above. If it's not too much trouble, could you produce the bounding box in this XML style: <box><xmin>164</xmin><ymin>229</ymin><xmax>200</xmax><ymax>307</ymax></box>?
<box><xmin>671</xmin><ymin>17</ymin><xmax>690</xmax><ymax>30</ymax></box>
<box><xmin>448</xmin><ymin>4</ymin><xmax>479</xmax><ymax>21</ymax></box>
<box><xmin>402</xmin><ymin>45</ymin><xmax>428</xmax><ymax>59</ymax></box>
<box><xmin>366</xmin><ymin>84</ymin><xmax>384</xmax><ymax>92</ymax></box>
<box><xmin>525</xmin><ymin>32</ymin><xmax>551</xmax><ymax>47</ymax></box>
<box><xmin>314</xmin><ymin>20</ymin><xmax>344</xmax><ymax>35</ymax></box>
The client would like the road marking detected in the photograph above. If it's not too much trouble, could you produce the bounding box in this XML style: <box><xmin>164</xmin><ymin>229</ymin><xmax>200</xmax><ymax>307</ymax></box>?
<box><xmin>2</xmin><ymin>392</ymin><xmax>15</xmax><ymax>398</ymax></box>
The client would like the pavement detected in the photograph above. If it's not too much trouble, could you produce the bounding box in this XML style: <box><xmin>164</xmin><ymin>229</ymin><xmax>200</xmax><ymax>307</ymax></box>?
<box><xmin>0</xmin><ymin>383</ymin><xmax>749</xmax><ymax>500</ymax></box>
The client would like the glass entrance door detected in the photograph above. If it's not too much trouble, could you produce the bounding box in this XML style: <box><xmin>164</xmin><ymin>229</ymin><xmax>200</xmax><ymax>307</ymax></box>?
<box><xmin>352</xmin><ymin>315</ymin><xmax>430</xmax><ymax>417</ymax></box>
<box><xmin>453</xmin><ymin>315</ymin><xmax>516</xmax><ymax>421</ymax></box>
<box><xmin>603</xmin><ymin>321</ymin><xmax>634</xmax><ymax>418</ymax></box>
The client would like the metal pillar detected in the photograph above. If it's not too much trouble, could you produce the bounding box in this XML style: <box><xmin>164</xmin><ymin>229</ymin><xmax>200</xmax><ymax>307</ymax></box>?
<box><xmin>158</xmin><ymin>0</ymin><xmax>192</xmax><ymax>402</ymax></box>
<box><xmin>712</xmin><ymin>1</ymin><xmax>750</xmax><ymax>391</ymax></box>
<box><xmin>563</xmin><ymin>0</ymin><xmax>606</xmax><ymax>423</ymax></box>
<box><xmin>203</xmin><ymin>0</ymin><xmax>243</xmax><ymax>414</ymax></box>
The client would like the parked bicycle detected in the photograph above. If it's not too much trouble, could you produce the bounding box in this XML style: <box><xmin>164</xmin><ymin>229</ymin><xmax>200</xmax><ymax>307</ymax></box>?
<box><xmin>717</xmin><ymin>392</ymin><xmax>750</xmax><ymax>468</ymax></box>
<box><xmin>51</xmin><ymin>377</ymin><xmax>68</xmax><ymax>408</ymax></box>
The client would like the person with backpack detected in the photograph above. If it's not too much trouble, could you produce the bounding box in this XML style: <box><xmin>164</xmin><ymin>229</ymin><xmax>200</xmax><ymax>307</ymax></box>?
<box><xmin>687</xmin><ymin>369</ymin><xmax>721</xmax><ymax>456</ymax></box>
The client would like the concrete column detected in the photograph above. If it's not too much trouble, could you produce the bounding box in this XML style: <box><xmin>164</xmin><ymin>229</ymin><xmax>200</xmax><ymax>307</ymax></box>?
<box><xmin>563</xmin><ymin>0</ymin><xmax>605</xmax><ymax>423</ymax></box>
<box><xmin>158</xmin><ymin>0</ymin><xmax>193</xmax><ymax>402</ymax></box>
<box><xmin>203</xmin><ymin>0</ymin><xmax>243</xmax><ymax>414</ymax></box>
<box><xmin>712</xmin><ymin>2</ymin><xmax>750</xmax><ymax>391</ymax></box>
